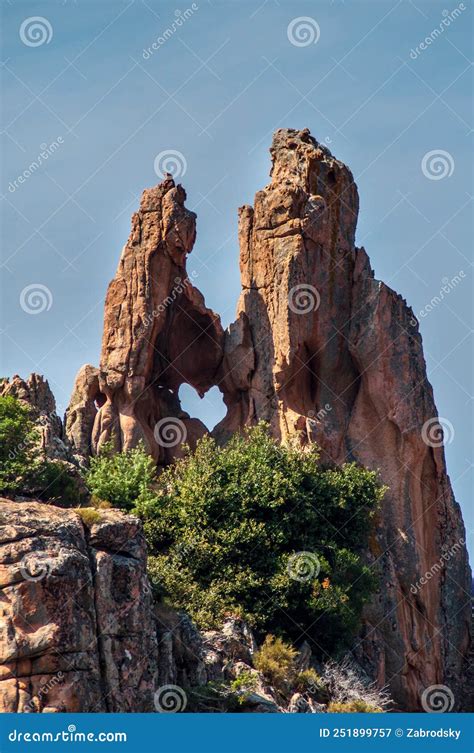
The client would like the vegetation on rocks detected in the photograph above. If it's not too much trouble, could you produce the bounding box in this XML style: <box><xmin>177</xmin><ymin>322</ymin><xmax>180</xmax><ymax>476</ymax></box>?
<box><xmin>84</xmin><ymin>440</ymin><xmax>156</xmax><ymax>511</ymax></box>
<box><xmin>134</xmin><ymin>423</ymin><xmax>385</xmax><ymax>657</ymax></box>
<box><xmin>0</xmin><ymin>395</ymin><xmax>79</xmax><ymax>503</ymax></box>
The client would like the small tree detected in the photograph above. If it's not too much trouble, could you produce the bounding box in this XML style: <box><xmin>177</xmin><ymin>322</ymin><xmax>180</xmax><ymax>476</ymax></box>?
<box><xmin>0</xmin><ymin>396</ymin><xmax>37</xmax><ymax>494</ymax></box>
<box><xmin>85</xmin><ymin>441</ymin><xmax>156</xmax><ymax>510</ymax></box>
<box><xmin>0</xmin><ymin>395</ymin><xmax>81</xmax><ymax>504</ymax></box>
<box><xmin>137</xmin><ymin>423</ymin><xmax>385</xmax><ymax>656</ymax></box>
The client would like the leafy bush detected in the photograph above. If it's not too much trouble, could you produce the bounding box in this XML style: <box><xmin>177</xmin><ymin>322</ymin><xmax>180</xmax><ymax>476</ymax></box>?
<box><xmin>294</xmin><ymin>668</ymin><xmax>326</xmax><ymax>697</ymax></box>
<box><xmin>253</xmin><ymin>635</ymin><xmax>297</xmax><ymax>691</ymax></box>
<box><xmin>84</xmin><ymin>441</ymin><xmax>156</xmax><ymax>510</ymax></box>
<box><xmin>0</xmin><ymin>396</ymin><xmax>81</xmax><ymax>503</ymax></box>
<box><xmin>138</xmin><ymin>423</ymin><xmax>385</xmax><ymax>656</ymax></box>
<box><xmin>229</xmin><ymin>671</ymin><xmax>258</xmax><ymax>704</ymax></box>
<box><xmin>0</xmin><ymin>396</ymin><xmax>37</xmax><ymax>494</ymax></box>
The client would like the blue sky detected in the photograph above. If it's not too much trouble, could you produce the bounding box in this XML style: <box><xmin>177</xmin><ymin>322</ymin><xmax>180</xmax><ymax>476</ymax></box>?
<box><xmin>1</xmin><ymin>0</ymin><xmax>472</xmax><ymax>554</ymax></box>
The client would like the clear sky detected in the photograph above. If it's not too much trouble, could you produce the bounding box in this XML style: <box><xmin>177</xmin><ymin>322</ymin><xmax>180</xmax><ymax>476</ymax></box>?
<box><xmin>1</xmin><ymin>0</ymin><xmax>472</xmax><ymax>556</ymax></box>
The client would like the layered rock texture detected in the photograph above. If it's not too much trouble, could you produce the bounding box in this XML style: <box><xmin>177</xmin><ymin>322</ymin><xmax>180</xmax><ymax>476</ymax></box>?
<box><xmin>3</xmin><ymin>129</ymin><xmax>469</xmax><ymax>711</ymax></box>
<box><xmin>0</xmin><ymin>499</ymin><xmax>157</xmax><ymax>712</ymax></box>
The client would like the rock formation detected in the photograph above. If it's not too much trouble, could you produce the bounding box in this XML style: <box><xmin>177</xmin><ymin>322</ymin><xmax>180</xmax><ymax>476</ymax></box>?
<box><xmin>216</xmin><ymin>129</ymin><xmax>471</xmax><ymax>710</ymax></box>
<box><xmin>0</xmin><ymin>500</ymin><xmax>348</xmax><ymax>714</ymax></box>
<box><xmin>66</xmin><ymin>178</ymin><xmax>224</xmax><ymax>467</ymax></box>
<box><xmin>56</xmin><ymin>127</ymin><xmax>470</xmax><ymax>710</ymax></box>
<box><xmin>0</xmin><ymin>374</ymin><xmax>69</xmax><ymax>461</ymax></box>
<box><xmin>0</xmin><ymin>499</ymin><xmax>157</xmax><ymax>712</ymax></box>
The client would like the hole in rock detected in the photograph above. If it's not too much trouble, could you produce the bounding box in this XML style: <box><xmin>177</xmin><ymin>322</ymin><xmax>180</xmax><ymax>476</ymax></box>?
<box><xmin>178</xmin><ymin>383</ymin><xmax>226</xmax><ymax>432</ymax></box>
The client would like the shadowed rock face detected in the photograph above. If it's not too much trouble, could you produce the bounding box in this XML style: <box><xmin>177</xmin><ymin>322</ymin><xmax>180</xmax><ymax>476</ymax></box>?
<box><xmin>63</xmin><ymin>128</ymin><xmax>470</xmax><ymax>710</ymax></box>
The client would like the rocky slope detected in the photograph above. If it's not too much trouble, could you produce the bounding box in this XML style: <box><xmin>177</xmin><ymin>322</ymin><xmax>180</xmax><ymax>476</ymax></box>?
<box><xmin>2</xmin><ymin>499</ymin><xmax>373</xmax><ymax>714</ymax></box>
<box><xmin>2</xmin><ymin>129</ymin><xmax>470</xmax><ymax>711</ymax></box>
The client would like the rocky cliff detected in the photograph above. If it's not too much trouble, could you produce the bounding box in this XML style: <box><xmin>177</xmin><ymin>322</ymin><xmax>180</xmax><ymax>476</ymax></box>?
<box><xmin>2</xmin><ymin>499</ymin><xmax>367</xmax><ymax>714</ymax></box>
<box><xmin>0</xmin><ymin>499</ymin><xmax>158</xmax><ymax>712</ymax></box>
<box><xmin>3</xmin><ymin>129</ymin><xmax>470</xmax><ymax>712</ymax></box>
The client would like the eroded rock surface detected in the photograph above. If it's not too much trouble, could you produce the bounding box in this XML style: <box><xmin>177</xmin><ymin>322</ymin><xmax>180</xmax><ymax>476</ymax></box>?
<box><xmin>216</xmin><ymin>128</ymin><xmax>471</xmax><ymax>710</ymax></box>
<box><xmin>83</xmin><ymin>176</ymin><xmax>225</xmax><ymax>466</ymax></box>
<box><xmin>0</xmin><ymin>499</ymin><xmax>157</xmax><ymax>712</ymax></box>
<box><xmin>61</xmin><ymin>128</ymin><xmax>471</xmax><ymax>710</ymax></box>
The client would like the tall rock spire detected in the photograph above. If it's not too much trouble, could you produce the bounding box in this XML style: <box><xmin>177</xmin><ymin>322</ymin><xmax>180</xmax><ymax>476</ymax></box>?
<box><xmin>66</xmin><ymin>129</ymin><xmax>471</xmax><ymax>709</ymax></box>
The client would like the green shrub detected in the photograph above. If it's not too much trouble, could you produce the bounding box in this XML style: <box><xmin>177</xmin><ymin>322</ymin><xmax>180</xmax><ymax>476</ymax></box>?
<box><xmin>253</xmin><ymin>635</ymin><xmax>297</xmax><ymax>691</ymax></box>
<box><xmin>75</xmin><ymin>507</ymin><xmax>103</xmax><ymax>527</ymax></box>
<box><xmin>327</xmin><ymin>700</ymin><xmax>383</xmax><ymax>713</ymax></box>
<box><xmin>139</xmin><ymin>424</ymin><xmax>385</xmax><ymax>657</ymax></box>
<box><xmin>294</xmin><ymin>668</ymin><xmax>326</xmax><ymax>696</ymax></box>
<box><xmin>229</xmin><ymin>671</ymin><xmax>258</xmax><ymax>704</ymax></box>
<box><xmin>0</xmin><ymin>396</ymin><xmax>38</xmax><ymax>494</ymax></box>
<box><xmin>84</xmin><ymin>441</ymin><xmax>156</xmax><ymax>510</ymax></box>
<box><xmin>0</xmin><ymin>396</ymin><xmax>81</xmax><ymax>504</ymax></box>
